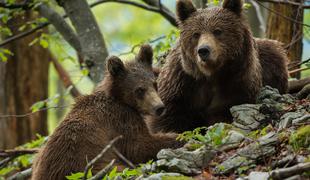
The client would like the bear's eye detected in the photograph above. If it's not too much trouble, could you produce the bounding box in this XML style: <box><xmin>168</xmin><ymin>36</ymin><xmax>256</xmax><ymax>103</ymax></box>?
<box><xmin>213</xmin><ymin>29</ymin><xmax>222</xmax><ymax>36</ymax></box>
<box><xmin>193</xmin><ymin>32</ymin><xmax>200</xmax><ymax>39</ymax></box>
<box><xmin>135</xmin><ymin>87</ymin><xmax>146</xmax><ymax>99</ymax></box>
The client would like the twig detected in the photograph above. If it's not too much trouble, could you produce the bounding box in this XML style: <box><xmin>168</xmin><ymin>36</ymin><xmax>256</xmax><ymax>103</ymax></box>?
<box><xmin>7</xmin><ymin>168</ymin><xmax>32</xmax><ymax>180</ymax></box>
<box><xmin>289</xmin><ymin>77</ymin><xmax>310</xmax><ymax>93</ymax></box>
<box><xmin>0</xmin><ymin>105</ymin><xmax>71</xmax><ymax>118</ymax></box>
<box><xmin>0</xmin><ymin>157</ymin><xmax>14</xmax><ymax>168</ymax></box>
<box><xmin>88</xmin><ymin>159</ymin><xmax>115</xmax><ymax>180</ymax></box>
<box><xmin>83</xmin><ymin>135</ymin><xmax>123</xmax><ymax>180</ymax></box>
<box><xmin>112</xmin><ymin>147</ymin><xmax>135</xmax><ymax>169</ymax></box>
<box><xmin>288</xmin><ymin>58</ymin><xmax>310</xmax><ymax>70</ymax></box>
<box><xmin>270</xmin><ymin>162</ymin><xmax>310</xmax><ymax>179</ymax></box>
<box><xmin>0</xmin><ymin>149</ymin><xmax>38</xmax><ymax>157</ymax></box>
<box><xmin>289</xmin><ymin>67</ymin><xmax>310</xmax><ymax>75</ymax></box>
<box><xmin>50</xmin><ymin>57</ymin><xmax>81</xmax><ymax>98</ymax></box>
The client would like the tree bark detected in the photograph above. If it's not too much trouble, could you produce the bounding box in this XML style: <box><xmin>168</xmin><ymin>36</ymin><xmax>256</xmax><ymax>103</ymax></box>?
<box><xmin>192</xmin><ymin>0</ymin><xmax>208</xmax><ymax>8</ymax></box>
<box><xmin>0</xmin><ymin>12</ymin><xmax>49</xmax><ymax>149</ymax></box>
<box><xmin>266</xmin><ymin>0</ymin><xmax>303</xmax><ymax>78</ymax></box>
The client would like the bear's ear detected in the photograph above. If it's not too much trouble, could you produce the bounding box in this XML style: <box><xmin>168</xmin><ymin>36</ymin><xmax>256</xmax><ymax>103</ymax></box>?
<box><xmin>176</xmin><ymin>0</ymin><xmax>197</xmax><ymax>22</ymax></box>
<box><xmin>222</xmin><ymin>0</ymin><xmax>243</xmax><ymax>15</ymax></box>
<box><xmin>137</xmin><ymin>44</ymin><xmax>153</xmax><ymax>68</ymax></box>
<box><xmin>106</xmin><ymin>56</ymin><xmax>126</xmax><ymax>77</ymax></box>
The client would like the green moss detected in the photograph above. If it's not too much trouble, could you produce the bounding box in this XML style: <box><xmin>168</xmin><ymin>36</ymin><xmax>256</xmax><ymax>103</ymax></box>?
<box><xmin>289</xmin><ymin>125</ymin><xmax>310</xmax><ymax>151</ymax></box>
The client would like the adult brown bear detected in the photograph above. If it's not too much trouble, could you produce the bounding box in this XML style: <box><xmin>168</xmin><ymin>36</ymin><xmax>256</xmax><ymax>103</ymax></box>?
<box><xmin>32</xmin><ymin>45</ymin><xmax>183</xmax><ymax>180</ymax></box>
<box><xmin>149</xmin><ymin>0</ymin><xmax>288</xmax><ymax>133</ymax></box>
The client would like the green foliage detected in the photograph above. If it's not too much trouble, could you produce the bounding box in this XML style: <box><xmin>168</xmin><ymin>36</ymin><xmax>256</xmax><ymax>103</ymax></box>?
<box><xmin>177</xmin><ymin>123</ymin><xmax>231</xmax><ymax>147</ymax></box>
<box><xmin>0</xmin><ymin>135</ymin><xmax>46</xmax><ymax>178</ymax></box>
<box><xmin>289</xmin><ymin>125</ymin><xmax>310</xmax><ymax>151</ymax></box>
<box><xmin>248</xmin><ymin>125</ymin><xmax>273</xmax><ymax>140</ymax></box>
<box><xmin>29</xmin><ymin>33</ymin><xmax>50</xmax><ymax>48</ymax></box>
<box><xmin>153</xmin><ymin>29</ymin><xmax>179</xmax><ymax>60</ymax></box>
<box><xmin>0</xmin><ymin>48</ymin><xmax>13</xmax><ymax>62</ymax></box>
<box><xmin>66</xmin><ymin>169</ymin><xmax>92</xmax><ymax>180</ymax></box>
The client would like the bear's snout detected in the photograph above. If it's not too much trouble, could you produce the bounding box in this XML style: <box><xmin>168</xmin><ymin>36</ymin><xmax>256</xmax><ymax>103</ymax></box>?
<box><xmin>197</xmin><ymin>45</ymin><xmax>211</xmax><ymax>62</ymax></box>
<box><xmin>154</xmin><ymin>104</ymin><xmax>166</xmax><ymax>116</ymax></box>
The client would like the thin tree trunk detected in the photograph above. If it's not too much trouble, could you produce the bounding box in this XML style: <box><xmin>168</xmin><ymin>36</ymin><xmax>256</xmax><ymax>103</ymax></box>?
<box><xmin>266</xmin><ymin>1</ymin><xmax>304</xmax><ymax>78</ymax></box>
<box><xmin>0</xmin><ymin>12</ymin><xmax>49</xmax><ymax>149</ymax></box>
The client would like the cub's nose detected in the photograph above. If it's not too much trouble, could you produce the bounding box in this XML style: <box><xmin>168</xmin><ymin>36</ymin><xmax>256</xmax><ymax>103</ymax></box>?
<box><xmin>197</xmin><ymin>45</ymin><xmax>211</xmax><ymax>61</ymax></box>
<box><xmin>154</xmin><ymin>104</ymin><xmax>166</xmax><ymax>116</ymax></box>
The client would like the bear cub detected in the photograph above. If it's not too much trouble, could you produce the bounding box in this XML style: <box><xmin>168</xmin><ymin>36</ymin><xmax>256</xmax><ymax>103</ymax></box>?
<box><xmin>32</xmin><ymin>45</ymin><xmax>183</xmax><ymax>180</ymax></box>
<box><xmin>149</xmin><ymin>0</ymin><xmax>289</xmax><ymax>133</ymax></box>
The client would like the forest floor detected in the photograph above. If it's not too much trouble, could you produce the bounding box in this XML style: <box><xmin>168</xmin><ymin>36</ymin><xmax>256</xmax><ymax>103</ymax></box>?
<box><xmin>0</xmin><ymin>86</ymin><xmax>309</xmax><ymax>180</ymax></box>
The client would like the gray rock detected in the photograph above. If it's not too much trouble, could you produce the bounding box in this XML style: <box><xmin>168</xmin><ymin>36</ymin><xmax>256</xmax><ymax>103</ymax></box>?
<box><xmin>248</xmin><ymin>172</ymin><xmax>269</xmax><ymax>180</ymax></box>
<box><xmin>230</xmin><ymin>104</ymin><xmax>265</xmax><ymax>132</ymax></box>
<box><xmin>215</xmin><ymin>132</ymin><xmax>278</xmax><ymax>174</ymax></box>
<box><xmin>278</xmin><ymin>112</ymin><xmax>303</xmax><ymax>130</ymax></box>
<box><xmin>222</xmin><ymin>130</ymin><xmax>245</xmax><ymax>145</ymax></box>
<box><xmin>292</xmin><ymin>114</ymin><xmax>310</xmax><ymax>125</ymax></box>
<box><xmin>141</xmin><ymin>173</ymin><xmax>185</xmax><ymax>180</ymax></box>
<box><xmin>155</xmin><ymin>145</ymin><xmax>216</xmax><ymax>175</ymax></box>
<box><xmin>256</xmin><ymin>86</ymin><xmax>295</xmax><ymax>104</ymax></box>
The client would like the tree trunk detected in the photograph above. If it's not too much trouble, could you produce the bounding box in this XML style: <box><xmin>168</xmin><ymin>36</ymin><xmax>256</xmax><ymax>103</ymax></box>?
<box><xmin>192</xmin><ymin>0</ymin><xmax>208</xmax><ymax>8</ymax></box>
<box><xmin>266</xmin><ymin>1</ymin><xmax>303</xmax><ymax>78</ymax></box>
<box><xmin>0</xmin><ymin>12</ymin><xmax>49</xmax><ymax>149</ymax></box>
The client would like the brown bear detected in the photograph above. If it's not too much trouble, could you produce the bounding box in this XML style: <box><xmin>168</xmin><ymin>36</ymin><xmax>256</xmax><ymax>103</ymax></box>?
<box><xmin>31</xmin><ymin>45</ymin><xmax>184</xmax><ymax>180</ymax></box>
<box><xmin>149</xmin><ymin>0</ymin><xmax>288</xmax><ymax>133</ymax></box>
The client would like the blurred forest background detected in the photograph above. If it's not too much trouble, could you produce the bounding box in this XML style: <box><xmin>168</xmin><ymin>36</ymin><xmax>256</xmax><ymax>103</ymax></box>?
<box><xmin>0</xmin><ymin>0</ymin><xmax>309</xmax><ymax>149</ymax></box>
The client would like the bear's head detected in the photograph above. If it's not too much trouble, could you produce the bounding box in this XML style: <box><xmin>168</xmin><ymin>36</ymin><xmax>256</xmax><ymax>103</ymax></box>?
<box><xmin>177</xmin><ymin>0</ymin><xmax>255</xmax><ymax>79</ymax></box>
<box><xmin>100</xmin><ymin>44</ymin><xmax>165</xmax><ymax>117</ymax></box>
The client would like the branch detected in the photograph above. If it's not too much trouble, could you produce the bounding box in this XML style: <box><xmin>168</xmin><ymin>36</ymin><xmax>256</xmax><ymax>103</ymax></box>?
<box><xmin>289</xmin><ymin>67</ymin><xmax>310</xmax><ymax>75</ymax></box>
<box><xmin>82</xmin><ymin>135</ymin><xmax>123</xmax><ymax>180</ymax></box>
<box><xmin>112</xmin><ymin>147</ymin><xmax>135</xmax><ymax>168</ymax></box>
<box><xmin>0</xmin><ymin>0</ymin><xmax>31</xmax><ymax>9</ymax></box>
<box><xmin>7</xmin><ymin>168</ymin><xmax>32</xmax><ymax>180</ymax></box>
<box><xmin>37</xmin><ymin>4</ymin><xmax>82</xmax><ymax>52</ymax></box>
<box><xmin>50</xmin><ymin>57</ymin><xmax>81</xmax><ymax>98</ymax></box>
<box><xmin>288</xmin><ymin>77</ymin><xmax>310</xmax><ymax>93</ymax></box>
<box><xmin>0</xmin><ymin>149</ymin><xmax>38</xmax><ymax>157</ymax></box>
<box><xmin>270</xmin><ymin>162</ymin><xmax>310</xmax><ymax>179</ymax></box>
<box><xmin>88</xmin><ymin>159</ymin><xmax>115</xmax><ymax>180</ymax></box>
<box><xmin>60</xmin><ymin>0</ymin><xmax>109</xmax><ymax>83</ymax></box>
<box><xmin>142</xmin><ymin>0</ymin><xmax>177</xmax><ymax>26</ymax></box>
<box><xmin>0</xmin><ymin>0</ymin><xmax>177</xmax><ymax>47</ymax></box>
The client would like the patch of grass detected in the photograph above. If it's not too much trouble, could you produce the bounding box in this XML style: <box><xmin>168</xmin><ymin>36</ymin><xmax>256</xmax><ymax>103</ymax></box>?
<box><xmin>289</xmin><ymin>125</ymin><xmax>310</xmax><ymax>151</ymax></box>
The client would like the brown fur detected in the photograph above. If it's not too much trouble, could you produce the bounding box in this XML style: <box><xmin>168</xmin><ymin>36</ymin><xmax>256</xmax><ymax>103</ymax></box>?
<box><xmin>149</xmin><ymin>0</ymin><xmax>288</xmax><ymax>133</ymax></box>
<box><xmin>32</xmin><ymin>45</ymin><xmax>183</xmax><ymax>180</ymax></box>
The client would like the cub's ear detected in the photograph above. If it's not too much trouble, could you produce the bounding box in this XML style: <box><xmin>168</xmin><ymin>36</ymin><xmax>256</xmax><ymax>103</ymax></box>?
<box><xmin>176</xmin><ymin>0</ymin><xmax>196</xmax><ymax>22</ymax></box>
<box><xmin>222</xmin><ymin>0</ymin><xmax>243</xmax><ymax>15</ymax></box>
<box><xmin>106</xmin><ymin>56</ymin><xmax>126</xmax><ymax>77</ymax></box>
<box><xmin>137</xmin><ymin>44</ymin><xmax>153</xmax><ymax>68</ymax></box>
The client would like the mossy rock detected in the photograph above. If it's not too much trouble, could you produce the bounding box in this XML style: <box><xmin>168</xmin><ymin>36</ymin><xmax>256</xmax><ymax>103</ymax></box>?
<box><xmin>289</xmin><ymin>125</ymin><xmax>310</xmax><ymax>151</ymax></box>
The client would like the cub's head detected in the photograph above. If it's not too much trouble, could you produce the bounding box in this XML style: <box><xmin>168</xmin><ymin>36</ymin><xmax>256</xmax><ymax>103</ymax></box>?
<box><xmin>177</xmin><ymin>0</ymin><xmax>253</xmax><ymax>78</ymax></box>
<box><xmin>102</xmin><ymin>44</ymin><xmax>165</xmax><ymax>117</ymax></box>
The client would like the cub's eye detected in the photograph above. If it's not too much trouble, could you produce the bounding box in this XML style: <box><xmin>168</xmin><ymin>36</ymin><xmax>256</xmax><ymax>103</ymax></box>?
<box><xmin>193</xmin><ymin>32</ymin><xmax>200</xmax><ymax>39</ymax></box>
<box><xmin>153</xmin><ymin>82</ymin><xmax>158</xmax><ymax>91</ymax></box>
<box><xmin>213</xmin><ymin>29</ymin><xmax>222</xmax><ymax>36</ymax></box>
<box><xmin>135</xmin><ymin>87</ymin><xmax>146</xmax><ymax>99</ymax></box>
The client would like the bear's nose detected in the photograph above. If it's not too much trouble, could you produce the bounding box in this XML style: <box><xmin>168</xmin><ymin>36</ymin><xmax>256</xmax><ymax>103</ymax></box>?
<box><xmin>154</xmin><ymin>104</ymin><xmax>166</xmax><ymax>116</ymax></box>
<box><xmin>197</xmin><ymin>45</ymin><xmax>211</xmax><ymax>61</ymax></box>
